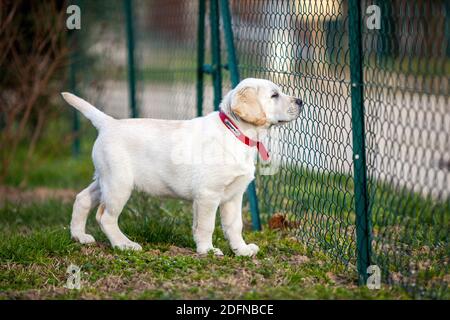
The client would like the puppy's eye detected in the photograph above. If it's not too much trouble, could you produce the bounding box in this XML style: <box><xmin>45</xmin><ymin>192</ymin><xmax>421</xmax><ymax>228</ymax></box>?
<box><xmin>271</xmin><ymin>93</ymin><xmax>279</xmax><ymax>98</ymax></box>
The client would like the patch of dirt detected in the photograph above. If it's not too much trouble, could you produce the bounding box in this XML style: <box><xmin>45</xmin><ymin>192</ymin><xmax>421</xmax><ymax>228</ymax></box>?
<box><xmin>390</xmin><ymin>271</ymin><xmax>403</xmax><ymax>284</ymax></box>
<box><xmin>166</xmin><ymin>245</ymin><xmax>196</xmax><ymax>256</ymax></box>
<box><xmin>145</xmin><ymin>248</ymin><xmax>162</xmax><ymax>256</ymax></box>
<box><xmin>92</xmin><ymin>275</ymin><xmax>128</xmax><ymax>292</ymax></box>
<box><xmin>80</xmin><ymin>246</ymin><xmax>115</xmax><ymax>260</ymax></box>
<box><xmin>288</xmin><ymin>254</ymin><xmax>310</xmax><ymax>264</ymax></box>
<box><xmin>278</xmin><ymin>253</ymin><xmax>310</xmax><ymax>265</ymax></box>
<box><xmin>326</xmin><ymin>272</ymin><xmax>355</xmax><ymax>287</ymax></box>
<box><xmin>0</xmin><ymin>185</ymin><xmax>77</xmax><ymax>204</ymax></box>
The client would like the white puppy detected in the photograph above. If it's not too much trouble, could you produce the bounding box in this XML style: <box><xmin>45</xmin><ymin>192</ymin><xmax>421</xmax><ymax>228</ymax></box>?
<box><xmin>62</xmin><ymin>78</ymin><xmax>302</xmax><ymax>256</ymax></box>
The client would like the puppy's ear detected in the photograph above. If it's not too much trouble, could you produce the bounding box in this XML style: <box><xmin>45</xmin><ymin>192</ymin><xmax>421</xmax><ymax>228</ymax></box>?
<box><xmin>231</xmin><ymin>87</ymin><xmax>267</xmax><ymax>126</ymax></box>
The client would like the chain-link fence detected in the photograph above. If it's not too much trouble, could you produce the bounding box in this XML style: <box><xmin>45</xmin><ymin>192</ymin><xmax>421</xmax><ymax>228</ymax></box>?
<box><xmin>70</xmin><ymin>0</ymin><xmax>449</xmax><ymax>299</ymax></box>
<box><xmin>361</xmin><ymin>0</ymin><xmax>449</xmax><ymax>299</ymax></box>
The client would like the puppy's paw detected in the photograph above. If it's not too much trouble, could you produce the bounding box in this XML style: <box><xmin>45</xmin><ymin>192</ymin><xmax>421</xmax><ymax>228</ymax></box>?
<box><xmin>234</xmin><ymin>243</ymin><xmax>259</xmax><ymax>257</ymax></box>
<box><xmin>72</xmin><ymin>233</ymin><xmax>96</xmax><ymax>244</ymax></box>
<box><xmin>113</xmin><ymin>241</ymin><xmax>142</xmax><ymax>251</ymax></box>
<box><xmin>197</xmin><ymin>246</ymin><xmax>224</xmax><ymax>256</ymax></box>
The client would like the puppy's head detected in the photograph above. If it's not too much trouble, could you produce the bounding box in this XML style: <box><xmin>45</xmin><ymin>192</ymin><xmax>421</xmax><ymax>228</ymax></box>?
<box><xmin>223</xmin><ymin>78</ymin><xmax>302</xmax><ymax>127</ymax></box>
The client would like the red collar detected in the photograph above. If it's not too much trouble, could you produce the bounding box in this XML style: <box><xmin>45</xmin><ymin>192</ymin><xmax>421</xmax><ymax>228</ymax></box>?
<box><xmin>218</xmin><ymin>111</ymin><xmax>269</xmax><ymax>161</ymax></box>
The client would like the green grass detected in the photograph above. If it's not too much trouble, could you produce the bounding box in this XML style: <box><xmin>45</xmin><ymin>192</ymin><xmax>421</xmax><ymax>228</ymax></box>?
<box><xmin>3</xmin><ymin>117</ymin><xmax>96</xmax><ymax>189</ymax></box>
<box><xmin>0</xmin><ymin>196</ymin><xmax>411</xmax><ymax>300</ymax></box>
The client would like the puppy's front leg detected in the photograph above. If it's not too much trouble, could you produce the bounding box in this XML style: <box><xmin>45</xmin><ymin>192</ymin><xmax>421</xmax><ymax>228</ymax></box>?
<box><xmin>192</xmin><ymin>198</ymin><xmax>223</xmax><ymax>255</ymax></box>
<box><xmin>219</xmin><ymin>194</ymin><xmax>259</xmax><ymax>257</ymax></box>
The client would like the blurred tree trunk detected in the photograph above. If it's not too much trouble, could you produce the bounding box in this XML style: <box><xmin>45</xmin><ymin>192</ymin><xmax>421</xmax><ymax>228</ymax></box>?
<box><xmin>0</xmin><ymin>0</ymin><xmax>69</xmax><ymax>185</ymax></box>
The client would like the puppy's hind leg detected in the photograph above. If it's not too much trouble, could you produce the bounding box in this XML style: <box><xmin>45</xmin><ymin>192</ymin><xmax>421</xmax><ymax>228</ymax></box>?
<box><xmin>98</xmin><ymin>179</ymin><xmax>141</xmax><ymax>251</ymax></box>
<box><xmin>71</xmin><ymin>180</ymin><xmax>101</xmax><ymax>244</ymax></box>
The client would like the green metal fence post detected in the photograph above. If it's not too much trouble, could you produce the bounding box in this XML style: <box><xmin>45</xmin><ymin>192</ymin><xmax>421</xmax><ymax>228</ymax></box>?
<box><xmin>220</xmin><ymin>0</ymin><xmax>261</xmax><ymax>231</ymax></box>
<box><xmin>219</xmin><ymin>0</ymin><xmax>238</xmax><ymax>86</ymax></box>
<box><xmin>348</xmin><ymin>0</ymin><xmax>371</xmax><ymax>285</ymax></box>
<box><xmin>210</xmin><ymin>0</ymin><xmax>222</xmax><ymax>111</ymax></box>
<box><xmin>69</xmin><ymin>26</ymin><xmax>80</xmax><ymax>157</ymax></box>
<box><xmin>446</xmin><ymin>0</ymin><xmax>450</xmax><ymax>58</ymax></box>
<box><xmin>124</xmin><ymin>0</ymin><xmax>138</xmax><ymax>118</ymax></box>
<box><xmin>196</xmin><ymin>0</ymin><xmax>206</xmax><ymax>117</ymax></box>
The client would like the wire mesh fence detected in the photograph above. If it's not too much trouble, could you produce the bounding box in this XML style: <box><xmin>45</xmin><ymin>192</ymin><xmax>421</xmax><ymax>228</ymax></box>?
<box><xmin>227</xmin><ymin>0</ymin><xmax>449</xmax><ymax>299</ymax></box>
<box><xmin>361</xmin><ymin>0</ymin><xmax>449</xmax><ymax>298</ymax></box>
<box><xmin>70</xmin><ymin>0</ymin><xmax>449</xmax><ymax>298</ymax></box>
<box><xmin>134</xmin><ymin>0</ymin><xmax>204</xmax><ymax>120</ymax></box>
<box><xmin>233</xmin><ymin>0</ymin><xmax>358</xmax><ymax>268</ymax></box>
<box><xmin>70</xmin><ymin>0</ymin><xmax>127</xmax><ymax>115</ymax></box>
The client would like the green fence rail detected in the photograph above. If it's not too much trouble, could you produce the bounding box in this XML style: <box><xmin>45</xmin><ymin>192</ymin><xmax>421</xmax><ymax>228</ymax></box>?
<box><xmin>70</xmin><ymin>0</ymin><xmax>449</xmax><ymax>299</ymax></box>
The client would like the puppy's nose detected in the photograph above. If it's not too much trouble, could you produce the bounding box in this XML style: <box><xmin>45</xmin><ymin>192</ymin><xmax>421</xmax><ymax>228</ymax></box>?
<box><xmin>295</xmin><ymin>98</ymin><xmax>303</xmax><ymax>107</ymax></box>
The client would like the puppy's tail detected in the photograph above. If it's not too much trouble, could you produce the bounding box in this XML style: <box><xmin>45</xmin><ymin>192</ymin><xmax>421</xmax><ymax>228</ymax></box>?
<box><xmin>61</xmin><ymin>92</ymin><xmax>113</xmax><ymax>130</ymax></box>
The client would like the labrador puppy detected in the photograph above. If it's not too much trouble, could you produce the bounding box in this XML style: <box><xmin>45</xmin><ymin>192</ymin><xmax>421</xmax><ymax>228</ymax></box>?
<box><xmin>62</xmin><ymin>78</ymin><xmax>302</xmax><ymax>256</ymax></box>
